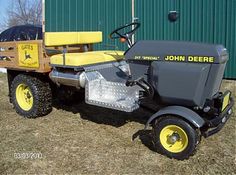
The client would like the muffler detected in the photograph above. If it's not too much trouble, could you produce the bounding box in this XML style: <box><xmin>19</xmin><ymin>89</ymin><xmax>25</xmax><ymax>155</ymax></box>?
<box><xmin>49</xmin><ymin>70</ymin><xmax>86</xmax><ymax>89</ymax></box>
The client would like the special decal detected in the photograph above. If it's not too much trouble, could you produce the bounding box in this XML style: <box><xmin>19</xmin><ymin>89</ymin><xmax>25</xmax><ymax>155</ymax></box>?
<box><xmin>135</xmin><ymin>56</ymin><xmax>159</xmax><ymax>60</ymax></box>
<box><xmin>134</xmin><ymin>55</ymin><xmax>215</xmax><ymax>63</ymax></box>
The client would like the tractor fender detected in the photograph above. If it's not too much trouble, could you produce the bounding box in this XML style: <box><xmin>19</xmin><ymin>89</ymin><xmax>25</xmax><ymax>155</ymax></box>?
<box><xmin>145</xmin><ymin>106</ymin><xmax>205</xmax><ymax>129</ymax></box>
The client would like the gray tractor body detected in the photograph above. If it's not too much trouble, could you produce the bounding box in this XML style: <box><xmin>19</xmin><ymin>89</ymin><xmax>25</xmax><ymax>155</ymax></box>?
<box><xmin>50</xmin><ymin>41</ymin><xmax>229</xmax><ymax>112</ymax></box>
<box><xmin>49</xmin><ymin>40</ymin><xmax>233</xmax><ymax>135</ymax></box>
<box><xmin>125</xmin><ymin>41</ymin><xmax>228</xmax><ymax>108</ymax></box>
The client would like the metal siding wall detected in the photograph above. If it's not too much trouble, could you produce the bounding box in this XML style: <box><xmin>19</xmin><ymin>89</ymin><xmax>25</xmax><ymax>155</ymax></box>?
<box><xmin>45</xmin><ymin>0</ymin><xmax>132</xmax><ymax>50</ymax></box>
<box><xmin>135</xmin><ymin>0</ymin><xmax>236</xmax><ymax>79</ymax></box>
<box><xmin>225</xmin><ymin>0</ymin><xmax>236</xmax><ymax>78</ymax></box>
<box><xmin>135</xmin><ymin>0</ymin><xmax>176</xmax><ymax>41</ymax></box>
<box><xmin>45</xmin><ymin>0</ymin><xmax>235</xmax><ymax>78</ymax></box>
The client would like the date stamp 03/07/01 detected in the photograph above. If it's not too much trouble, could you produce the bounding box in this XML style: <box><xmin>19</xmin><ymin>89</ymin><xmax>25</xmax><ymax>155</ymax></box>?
<box><xmin>14</xmin><ymin>152</ymin><xmax>43</xmax><ymax>160</ymax></box>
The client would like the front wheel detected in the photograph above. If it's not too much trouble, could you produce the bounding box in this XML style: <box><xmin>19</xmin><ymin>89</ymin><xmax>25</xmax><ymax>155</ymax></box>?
<box><xmin>11</xmin><ymin>74</ymin><xmax>52</xmax><ymax>118</ymax></box>
<box><xmin>153</xmin><ymin>116</ymin><xmax>199</xmax><ymax>160</ymax></box>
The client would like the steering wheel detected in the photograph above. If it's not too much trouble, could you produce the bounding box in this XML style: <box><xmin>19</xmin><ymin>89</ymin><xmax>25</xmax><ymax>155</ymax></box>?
<box><xmin>110</xmin><ymin>22</ymin><xmax>141</xmax><ymax>47</ymax></box>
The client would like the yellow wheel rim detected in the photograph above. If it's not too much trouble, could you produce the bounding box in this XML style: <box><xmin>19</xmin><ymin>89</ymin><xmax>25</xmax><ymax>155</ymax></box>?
<box><xmin>16</xmin><ymin>84</ymin><xmax>33</xmax><ymax>111</ymax></box>
<box><xmin>160</xmin><ymin>125</ymin><xmax>188</xmax><ymax>153</ymax></box>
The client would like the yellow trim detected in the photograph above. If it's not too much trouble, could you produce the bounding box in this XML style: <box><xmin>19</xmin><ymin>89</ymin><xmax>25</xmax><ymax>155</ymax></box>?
<box><xmin>222</xmin><ymin>92</ymin><xmax>230</xmax><ymax>112</ymax></box>
<box><xmin>16</xmin><ymin>84</ymin><xmax>33</xmax><ymax>111</ymax></box>
<box><xmin>160</xmin><ymin>125</ymin><xmax>189</xmax><ymax>153</ymax></box>
<box><xmin>44</xmin><ymin>32</ymin><xmax>103</xmax><ymax>46</ymax></box>
<box><xmin>50</xmin><ymin>51</ymin><xmax>124</xmax><ymax>66</ymax></box>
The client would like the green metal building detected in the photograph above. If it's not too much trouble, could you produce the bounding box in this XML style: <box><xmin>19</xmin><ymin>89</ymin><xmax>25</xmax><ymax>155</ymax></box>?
<box><xmin>44</xmin><ymin>0</ymin><xmax>236</xmax><ymax>79</ymax></box>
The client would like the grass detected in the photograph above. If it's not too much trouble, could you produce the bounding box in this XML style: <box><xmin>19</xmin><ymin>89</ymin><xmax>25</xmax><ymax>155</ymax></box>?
<box><xmin>0</xmin><ymin>73</ymin><xmax>235</xmax><ymax>174</ymax></box>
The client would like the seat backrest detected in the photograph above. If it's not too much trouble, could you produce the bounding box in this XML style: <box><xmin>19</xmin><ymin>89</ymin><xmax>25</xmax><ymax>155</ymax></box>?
<box><xmin>44</xmin><ymin>32</ymin><xmax>103</xmax><ymax>46</ymax></box>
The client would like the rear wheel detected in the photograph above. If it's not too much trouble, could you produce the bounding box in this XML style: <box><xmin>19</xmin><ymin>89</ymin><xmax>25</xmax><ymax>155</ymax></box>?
<box><xmin>153</xmin><ymin>116</ymin><xmax>199</xmax><ymax>160</ymax></box>
<box><xmin>11</xmin><ymin>74</ymin><xmax>52</xmax><ymax>118</ymax></box>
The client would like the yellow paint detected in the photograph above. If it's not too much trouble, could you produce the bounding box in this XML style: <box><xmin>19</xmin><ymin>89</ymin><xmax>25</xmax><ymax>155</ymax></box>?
<box><xmin>18</xmin><ymin>44</ymin><xmax>39</xmax><ymax>68</ymax></box>
<box><xmin>160</xmin><ymin>125</ymin><xmax>189</xmax><ymax>153</ymax></box>
<box><xmin>165</xmin><ymin>55</ymin><xmax>186</xmax><ymax>62</ymax></box>
<box><xmin>222</xmin><ymin>92</ymin><xmax>230</xmax><ymax>112</ymax></box>
<box><xmin>16</xmin><ymin>84</ymin><xmax>33</xmax><ymax>111</ymax></box>
<box><xmin>188</xmin><ymin>56</ymin><xmax>214</xmax><ymax>63</ymax></box>
<box><xmin>44</xmin><ymin>32</ymin><xmax>103</xmax><ymax>46</ymax></box>
<box><xmin>50</xmin><ymin>51</ymin><xmax>124</xmax><ymax>66</ymax></box>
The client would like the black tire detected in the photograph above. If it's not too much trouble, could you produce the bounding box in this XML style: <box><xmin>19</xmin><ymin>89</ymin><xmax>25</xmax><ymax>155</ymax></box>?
<box><xmin>11</xmin><ymin>74</ymin><xmax>52</xmax><ymax>118</ymax></box>
<box><xmin>153</xmin><ymin>116</ymin><xmax>199</xmax><ymax>160</ymax></box>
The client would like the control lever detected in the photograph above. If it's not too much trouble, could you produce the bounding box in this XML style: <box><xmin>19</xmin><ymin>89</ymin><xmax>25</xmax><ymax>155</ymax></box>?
<box><xmin>126</xmin><ymin>77</ymin><xmax>154</xmax><ymax>99</ymax></box>
<box><xmin>126</xmin><ymin>77</ymin><xmax>144</xmax><ymax>87</ymax></box>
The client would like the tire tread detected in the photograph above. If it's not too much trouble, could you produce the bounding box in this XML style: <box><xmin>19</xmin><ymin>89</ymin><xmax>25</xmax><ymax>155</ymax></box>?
<box><xmin>11</xmin><ymin>74</ymin><xmax>52</xmax><ymax>118</ymax></box>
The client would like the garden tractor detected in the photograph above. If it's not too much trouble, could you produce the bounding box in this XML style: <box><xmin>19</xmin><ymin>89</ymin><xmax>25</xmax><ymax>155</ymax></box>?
<box><xmin>0</xmin><ymin>22</ymin><xmax>234</xmax><ymax>160</ymax></box>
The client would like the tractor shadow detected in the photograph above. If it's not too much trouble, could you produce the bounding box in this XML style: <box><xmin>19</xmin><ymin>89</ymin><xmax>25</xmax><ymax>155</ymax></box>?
<box><xmin>132</xmin><ymin>129</ymin><xmax>157</xmax><ymax>152</ymax></box>
<box><xmin>53</xmin><ymin>92</ymin><xmax>156</xmax><ymax>151</ymax></box>
<box><xmin>53</xmin><ymin>93</ymin><xmax>151</xmax><ymax>127</ymax></box>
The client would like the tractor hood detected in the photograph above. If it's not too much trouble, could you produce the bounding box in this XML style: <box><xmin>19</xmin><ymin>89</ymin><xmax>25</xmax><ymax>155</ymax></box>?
<box><xmin>125</xmin><ymin>41</ymin><xmax>228</xmax><ymax>64</ymax></box>
<box><xmin>125</xmin><ymin>41</ymin><xmax>229</xmax><ymax>107</ymax></box>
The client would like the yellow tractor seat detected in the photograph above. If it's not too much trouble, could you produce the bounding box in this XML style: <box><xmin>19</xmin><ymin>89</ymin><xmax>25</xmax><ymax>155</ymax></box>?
<box><xmin>50</xmin><ymin>51</ymin><xmax>125</xmax><ymax>67</ymax></box>
<box><xmin>45</xmin><ymin>32</ymin><xmax>103</xmax><ymax>46</ymax></box>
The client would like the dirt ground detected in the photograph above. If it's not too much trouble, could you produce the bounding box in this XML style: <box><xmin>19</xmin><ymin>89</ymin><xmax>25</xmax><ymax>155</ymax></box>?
<box><xmin>0</xmin><ymin>73</ymin><xmax>235</xmax><ymax>175</ymax></box>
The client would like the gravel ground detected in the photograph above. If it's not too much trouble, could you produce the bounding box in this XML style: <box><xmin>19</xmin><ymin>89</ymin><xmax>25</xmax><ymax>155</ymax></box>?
<box><xmin>0</xmin><ymin>73</ymin><xmax>235</xmax><ymax>175</ymax></box>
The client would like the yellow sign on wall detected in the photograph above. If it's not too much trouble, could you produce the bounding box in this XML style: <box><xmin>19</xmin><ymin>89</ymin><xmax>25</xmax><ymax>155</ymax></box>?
<box><xmin>18</xmin><ymin>44</ymin><xmax>39</xmax><ymax>68</ymax></box>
